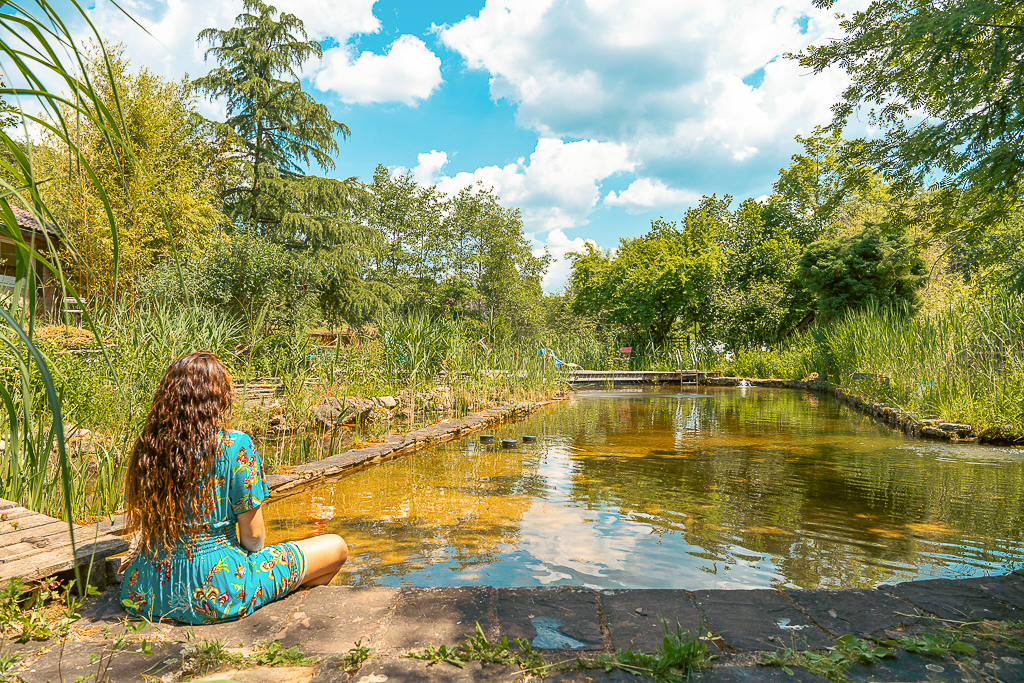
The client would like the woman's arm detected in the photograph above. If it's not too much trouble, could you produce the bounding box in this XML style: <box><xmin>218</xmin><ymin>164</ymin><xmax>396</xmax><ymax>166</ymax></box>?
<box><xmin>237</xmin><ymin>507</ymin><xmax>266</xmax><ymax>553</ymax></box>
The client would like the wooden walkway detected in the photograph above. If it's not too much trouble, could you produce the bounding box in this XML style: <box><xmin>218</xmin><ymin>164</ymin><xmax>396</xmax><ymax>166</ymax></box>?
<box><xmin>0</xmin><ymin>498</ymin><xmax>128</xmax><ymax>583</ymax></box>
<box><xmin>566</xmin><ymin>370</ymin><xmax>720</xmax><ymax>386</ymax></box>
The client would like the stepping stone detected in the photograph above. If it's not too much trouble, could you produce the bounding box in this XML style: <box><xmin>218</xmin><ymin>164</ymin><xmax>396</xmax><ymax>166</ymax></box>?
<box><xmin>600</xmin><ymin>589</ymin><xmax>705</xmax><ymax>653</ymax></box>
<box><xmin>881</xmin><ymin>578</ymin><xmax>1024</xmax><ymax>622</ymax></box>
<box><xmin>380</xmin><ymin>587</ymin><xmax>491</xmax><ymax>650</ymax></box>
<box><xmin>783</xmin><ymin>588</ymin><xmax>923</xmax><ymax>638</ymax></box>
<box><xmin>693</xmin><ymin>590</ymin><xmax>832</xmax><ymax>651</ymax></box>
<box><xmin>496</xmin><ymin>586</ymin><xmax>603</xmax><ymax>651</ymax></box>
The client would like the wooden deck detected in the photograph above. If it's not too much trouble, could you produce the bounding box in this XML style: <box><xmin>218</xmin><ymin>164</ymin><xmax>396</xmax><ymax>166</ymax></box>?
<box><xmin>566</xmin><ymin>370</ymin><xmax>721</xmax><ymax>385</ymax></box>
<box><xmin>0</xmin><ymin>498</ymin><xmax>128</xmax><ymax>583</ymax></box>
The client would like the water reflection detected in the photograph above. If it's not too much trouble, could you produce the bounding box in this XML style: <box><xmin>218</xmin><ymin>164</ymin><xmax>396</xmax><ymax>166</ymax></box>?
<box><xmin>264</xmin><ymin>387</ymin><xmax>1024</xmax><ymax>589</ymax></box>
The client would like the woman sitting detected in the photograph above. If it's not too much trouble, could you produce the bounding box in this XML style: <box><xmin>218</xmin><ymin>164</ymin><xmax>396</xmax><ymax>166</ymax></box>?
<box><xmin>120</xmin><ymin>351</ymin><xmax>348</xmax><ymax>624</ymax></box>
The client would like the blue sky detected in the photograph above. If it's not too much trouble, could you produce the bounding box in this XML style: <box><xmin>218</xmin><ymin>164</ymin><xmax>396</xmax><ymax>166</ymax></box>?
<box><xmin>73</xmin><ymin>0</ymin><xmax>867</xmax><ymax>289</ymax></box>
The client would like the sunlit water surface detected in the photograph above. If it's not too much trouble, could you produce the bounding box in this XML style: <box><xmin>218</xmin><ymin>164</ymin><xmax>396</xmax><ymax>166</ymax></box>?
<box><xmin>263</xmin><ymin>387</ymin><xmax>1024</xmax><ymax>590</ymax></box>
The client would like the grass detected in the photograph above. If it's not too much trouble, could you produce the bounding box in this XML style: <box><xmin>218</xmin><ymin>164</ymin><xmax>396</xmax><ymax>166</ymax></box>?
<box><xmin>405</xmin><ymin>618</ymin><xmax>712</xmax><ymax>682</ymax></box>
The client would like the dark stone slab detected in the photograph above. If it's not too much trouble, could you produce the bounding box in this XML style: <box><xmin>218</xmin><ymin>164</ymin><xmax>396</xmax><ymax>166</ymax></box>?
<box><xmin>691</xmin><ymin>666</ymin><xmax>833</xmax><ymax>683</ymax></box>
<box><xmin>381</xmin><ymin>587</ymin><xmax>491</xmax><ymax>650</ymax></box>
<box><xmin>547</xmin><ymin>667</ymin><xmax>646</xmax><ymax>682</ymax></box>
<box><xmin>15</xmin><ymin>639</ymin><xmax>183</xmax><ymax>683</ymax></box>
<box><xmin>496</xmin><ymin>586</ymin><xmax>603</xmax><ymax>651</ymax></box>
<box><xmin>310</xmin><ymin>654</ymin><xmax>351</xmax><ymax>683</ymax></box>
<box><xmin>274</xmin><ymin>586</ymin><xmax>399</xmax><ymax>653</ymax></box>
<box><xmin>352</xmin><ymin>657</ymin><xmax>520</xmax><ymax>682</ymax></box>
<box><xmin>600</xmin><ymin>589</ymin><xmax>704</xmax><ymax>653</ymax></box>
<box><xmin>845</xmin><ymin>651</ymin><xmax>962</xmax><ymax>682</ymax></box>
<box><xmin>882</xmin><ymin>578</ymin><xmax>1024</xmax><ymax>621</ymax></box>
<box><xmin>693</xmin><ymin>590</ymin><xmax>832</xmax><ymax>652</ymax></box>
<box><xmin>784</xmin><ymin>588</ymin><xmax>923</xmax><ymax>638</ymax></box>
<box><xmin>957</xmin><ymin>574</ymin><xmax>1024</xmax><ymax>607</ymax></box>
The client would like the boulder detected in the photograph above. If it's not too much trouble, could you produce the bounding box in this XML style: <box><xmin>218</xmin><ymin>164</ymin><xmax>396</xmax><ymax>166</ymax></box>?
<box><xmin>373</xmin><ymin>396</ymin><xmax>397</xmax><ymax>409</ymax></box>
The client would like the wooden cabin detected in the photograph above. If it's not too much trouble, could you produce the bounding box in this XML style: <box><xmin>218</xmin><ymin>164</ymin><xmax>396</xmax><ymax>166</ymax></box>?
<box><xmin>1</xmin><ymin>205</ymin><xmax>63</xmax><ymax>315</ymax></box>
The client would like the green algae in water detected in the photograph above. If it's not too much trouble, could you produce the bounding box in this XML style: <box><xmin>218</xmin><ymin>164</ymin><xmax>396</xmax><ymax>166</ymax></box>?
<box><xmin>263</xmin><ymin>387</ymin><xmax>1024</xmax><ymax>589</ymax></box>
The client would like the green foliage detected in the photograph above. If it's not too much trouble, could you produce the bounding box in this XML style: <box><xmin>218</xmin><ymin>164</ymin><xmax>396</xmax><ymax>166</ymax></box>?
<box><xmin>404</xmin><ymin>623</ymin><xmax>547</xmax><ymax>675</ymax></box>
<box><xmin>591</xmin><ymin>617</ymin><xmax>712</xmax><ymax>682</ymax></box>
<box><xmin>798</xmin><ymin>224</ymin><xmax>927</xmax><ymax>322</ymax></box>
<box><xmin>771</xmin><ymin>127</ymin><xmax>886</xmax><ymax>243</ymax></box>
<box><xmin>251</xmin><ymin>639</ymin><xmax>316</xmax><ymax>666</ymax></box>
<box><xmin>0</xmin><ymin>577</ymin><xmax>91</xmax><ymax>643</ymax></box>
<box><xmin>797</xmin><ymin>0</ymin><xmax>1024</xmax><ymax>230</ymax></box>
<box><xmin>37</xmin><ymin>43</ymin><xmax>225</xmax><ymax>300</ymax></box>
<box><xmin>883</xmin><ymin>630</ymin><xmax>977</xmax><ymax>656</ymax></box>
<box><xmin>761</xmin><ymin>634</ymin><xmax>894</xmax><ymax>682</ymax></box>
<box><xmin>195</xmin><ymin>0</ymin><xmax>355</xmax><ymax>236</ymax></box>
<box><xmin>570</xmin><ymin>215</ymin><xmax>718</xmax><ymax>344</ymax></box>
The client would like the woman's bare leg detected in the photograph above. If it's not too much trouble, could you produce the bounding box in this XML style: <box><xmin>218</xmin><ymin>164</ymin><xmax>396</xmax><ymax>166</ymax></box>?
<box><xmin>293</xmin><ymin>534</ymin><xmax>348</xmax><ymax>587</ymax></box>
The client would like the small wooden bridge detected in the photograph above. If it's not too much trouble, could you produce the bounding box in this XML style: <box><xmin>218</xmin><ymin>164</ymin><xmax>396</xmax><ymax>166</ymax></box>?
<box><xmin>565</xmin><ymin>370</ymin><xmax>720</xmax><ymax>386</ymax></box>
<box><xmin>0</xmin><ymin>498</ymin><xmax>127</xmax><ymax>583</ymax></box>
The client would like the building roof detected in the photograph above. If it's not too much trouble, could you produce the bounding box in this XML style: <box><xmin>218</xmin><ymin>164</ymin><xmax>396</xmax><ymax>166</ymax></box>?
<box><xmin>8</xmin><ymin>205</ymin><xmax>61</xmax><ymax>240</ymax></box>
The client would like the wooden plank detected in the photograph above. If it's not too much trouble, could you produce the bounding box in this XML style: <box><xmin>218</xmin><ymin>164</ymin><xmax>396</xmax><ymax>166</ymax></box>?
<box><xmin>0</xmin><ymin>521</ymin><xmax>71</xmax><ymax>549</ymax></box>
<box><xmin>0</xmin><ymin>535</ymin><xmax>128</xmax><ymax>583</ymax></box>
<box><xmin>0</xmin><ymin>512</ymin><xmax>63</xmax><ymax>534</ymax></box>
<box><xmin>0</xmin><ymin>499</ymin><xmax>17</xmax><ymax>511</ymax></box>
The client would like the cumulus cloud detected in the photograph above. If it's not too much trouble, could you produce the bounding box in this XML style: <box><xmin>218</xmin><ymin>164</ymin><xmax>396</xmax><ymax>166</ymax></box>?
<box><xmin>438</xmin><ymin>0</ymin><xmax>868</xmax><ymax>193</ymax></box>
<box><xmin>604</xmin><ymin>178</ymin><xmax>699</xmax><ymax>213</ymax></box>
<box><xmin>420</xmin><ymin>137</ymin><xmax>634</xmax><ymax>231</ymax></box>
<box><xmin>532</xmin><ymin>228</ymin><xmax>595</xmax><ymax>290</ymax></box>
<box><xmin>82</xmin><ymin>0</ymin><xmax>441</xmax><ymax>110</ymax></box>
<box><xmin>314</xmin><ymin>35</ymin><xmax>443</xmax><ymax>105</ymax></box>
<box><xmin>404</xmin><ymin>138</ymin><xmax>631</xmax><ymax>290</ymax></box>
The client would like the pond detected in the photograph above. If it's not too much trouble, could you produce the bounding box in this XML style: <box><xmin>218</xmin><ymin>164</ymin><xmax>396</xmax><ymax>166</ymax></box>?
<box><xmin>263</xmin><ymin>386</ymin><xmax>1024</xmax><ymax>590</ymax></box>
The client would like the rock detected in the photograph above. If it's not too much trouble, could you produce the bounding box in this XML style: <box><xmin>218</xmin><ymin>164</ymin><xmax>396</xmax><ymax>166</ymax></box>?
<box><xmin>373</xmin><ymin>396</ymin><xmax>397</xmax><ymax>409</ymax></box>
<box><xmin>310</xmin><ymin>404</ymin><xmax>342</xmax><ymax>429</ymax></box>
<box><xmin>938</xmin><ymin>422</ymin><xmax>972</xmax><ymax>435</ymax></box>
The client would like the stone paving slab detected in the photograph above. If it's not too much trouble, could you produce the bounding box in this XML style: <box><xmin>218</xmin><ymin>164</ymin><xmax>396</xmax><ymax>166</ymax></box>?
<box><xmin>599</xmin><ymin>589</ymin><xmax>705</xmax><ymax>653</ymax></box>
<box><xmin>14</xmin><ymin>639</ymin><xmax>183</xmax><ymax>683</ymax></box>
<box><xmin>957</xmin><ymin>573</ymin><xmax>1024</xmax><ymax>607</ymax></box>
<box><xmin>693</xmin><ymin>590</ymin><xmax>832</xmax><ymax>652</ymax></box>
<box><xmin>545</xmin><ymin>667</ymin><xmax>646</xmax><ymax>682</ymax></box>
<box><xmin>273</xmin><ymin>586</ymin><xmax>399</xmax><ymax>654</ymax></box>
<box><xmin>381</xmin><ymin>587</ymin><xmax>492</xmax><ymax>651</ymax></box>
<box><xmin>350</xmin><ymin>657</ymin><xmax>521</xmax><ymax>682</ymax></box>
<box><xmin>783</xmin><ymin>588</ymin><xmax>923</xmax><ymax>638</ymax></box>
<box><xmin>844</xmin><ymin>651</ymin><xmax>962</xmax><ymax>682</ymax></box>
<box><xmin>496</xmin><ymin>587</ymin><xmax>603</xmax><ymax>651</ymax></box>
<box><xmin>882</xmin><ymin>577</ymin><xmax>1024</xmax><ymax>622</ymax></box>
<box><xmin>690</xmin><ymin>666</ymin><xmax>832</xmax><ymax>683</ymax></box>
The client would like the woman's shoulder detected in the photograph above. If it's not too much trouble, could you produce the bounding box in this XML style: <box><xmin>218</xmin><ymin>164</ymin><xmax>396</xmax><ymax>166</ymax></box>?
<box><xmin>218</xmin><ymin>430</ymin><xmax>255</xmax><ymax>452</ymax></box>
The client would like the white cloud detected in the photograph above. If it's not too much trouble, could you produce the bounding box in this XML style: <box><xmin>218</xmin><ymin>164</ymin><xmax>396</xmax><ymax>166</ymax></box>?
<box><xmin>409</xmin><ymin>150</ymin><xmax>450</xmax><ymax>186</ymax></box>
<box><xmin>531</xmin><ymin>228</ymin><xmax>595</xmax><ymax>290</ymax></box>
<box><xmin>405</xmin><ymin>138</ymin><xmax>632</xmax><ymax>290</ymax></box>
<box><xmin>85</xmin><ymin>0</ymin><xmax>379</xmax><ymax>79</ymax></box>
<box><xmin>438</xmin><ymin>0</ymin><xmax>869</xmax><ymax>192</ymax></box>
<box><xmin>314</xmin><ymin>35</ymin><xmax>443</xmax><ymax>105</ymax></box>
<box><xmin>421</xmin><ymin>137</ymin><xmax>634</xmax><ymax>231</ymax></box>
<box><xmin>82</xmin><ymin>1</ymin><xmax>440</xmax><ymax>110</ymax></box>
<box><xmin>604</xmin><ymin>178</ymin><xmax>698</xmax><ymax>213</ymax></box>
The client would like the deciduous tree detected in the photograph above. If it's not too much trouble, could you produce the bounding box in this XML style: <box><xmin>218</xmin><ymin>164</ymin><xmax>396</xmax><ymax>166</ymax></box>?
<box><xmin>798</xmin><ymin>1</ymin><xmax>1024</xmax><ymax>230</ymax></box>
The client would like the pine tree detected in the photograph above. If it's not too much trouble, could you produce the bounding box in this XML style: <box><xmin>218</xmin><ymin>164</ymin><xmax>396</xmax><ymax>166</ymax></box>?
<box><xmin>194</xmin><ymin>0</ymin><xmax>356</xmax><ymax>236</ymax></box>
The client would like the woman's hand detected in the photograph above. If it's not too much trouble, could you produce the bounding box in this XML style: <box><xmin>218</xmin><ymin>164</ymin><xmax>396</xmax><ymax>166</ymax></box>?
<box><xmin>237</xmin><ymin>507</ymin><xmax>266</xmax><ymax>553</ymax></box>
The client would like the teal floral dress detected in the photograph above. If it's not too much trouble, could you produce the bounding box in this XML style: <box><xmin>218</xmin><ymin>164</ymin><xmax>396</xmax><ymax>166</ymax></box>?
<box><xmin>121</xmin><ymin>431</ymin><xmax>306</xmax><ymax>624</ymax></box>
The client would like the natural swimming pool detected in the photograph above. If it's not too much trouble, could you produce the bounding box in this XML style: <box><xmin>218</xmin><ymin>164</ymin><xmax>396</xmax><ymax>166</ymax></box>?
<box><xmin>263</xmin><ymin>386</ymin><xmax>1024</xmax><ymax>590</ymax></box>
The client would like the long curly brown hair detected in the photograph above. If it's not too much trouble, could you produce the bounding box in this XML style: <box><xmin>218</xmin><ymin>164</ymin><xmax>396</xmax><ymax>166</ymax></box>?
<box><xmin>125</xmin><ymin>352</ymin><xmax>234</xmax><ymax>558</ymax></box>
